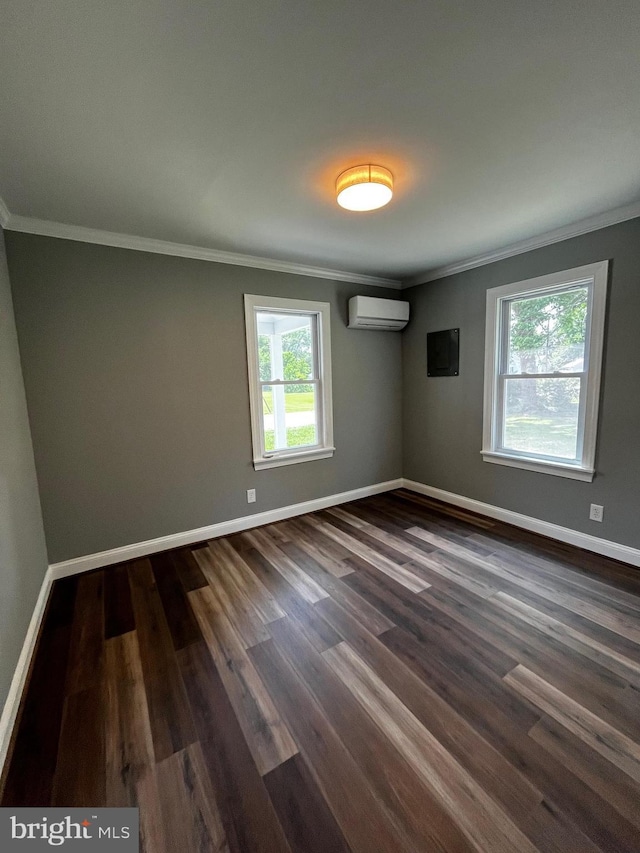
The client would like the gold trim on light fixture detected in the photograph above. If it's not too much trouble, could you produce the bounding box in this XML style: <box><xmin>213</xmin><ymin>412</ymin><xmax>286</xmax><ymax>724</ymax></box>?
<box><xmin>336</xmin><ymin>164</ymin><xmax>393</xmax><ymax>211</ymax></box>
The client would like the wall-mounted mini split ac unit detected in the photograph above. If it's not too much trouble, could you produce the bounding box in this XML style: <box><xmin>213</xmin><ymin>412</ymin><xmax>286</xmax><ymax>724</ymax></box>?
<box><xmin>348</xmin><ymin>296</ymin><xmax>410</xmax><ymax>331</ymax></box>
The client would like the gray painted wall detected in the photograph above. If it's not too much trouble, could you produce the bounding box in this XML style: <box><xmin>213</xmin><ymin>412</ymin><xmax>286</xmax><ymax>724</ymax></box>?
<box><xmin>403</xmin><ymin>216</ymin><xmax>640</xmax><ymax>549</ymax></box>
<box><xmin>5</xmin><ymin>233</ymin><xmax>402</xmax><ymax>564</ymax></box>
<box><xmin>0</xmin><ymin>229</ymin><xmax>48</xmax><ymax>709</ymax></box>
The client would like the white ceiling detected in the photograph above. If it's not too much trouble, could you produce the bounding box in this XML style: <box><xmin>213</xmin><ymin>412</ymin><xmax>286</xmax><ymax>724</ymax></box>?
<box><xmin>1</xmin><ymin>0</ymin><xmax>640</xmax><ymax>283</ymax></box>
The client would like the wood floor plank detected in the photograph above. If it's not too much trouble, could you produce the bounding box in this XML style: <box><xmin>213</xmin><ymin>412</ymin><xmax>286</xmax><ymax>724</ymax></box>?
<box><xmin>344</xmin><ymin>506</ymin><xmax>442</xmax><ymax>559</ymax></box>
<box><xmin>313</xmin><ymin>519</ymin><xmax>430</xmax><ymax>593</ymax></box>
<box><xmin>65</xmin><ymin>570</ymin><xmax>104</xmax><ymax>695</ymax></box>
<box><xmin>493</xmin><ymin>591</ymin><xmax>640</xmax><ymax>685</ymax></box>
<box><xmin>189</xmin><ymin>586</ymin><xmax>298</xmax><ymax>776</ymax></box>
<box><xmin>344</xmin><ymin>565</ymin><xmax>517</xmax><ymax>677</ymax></box>
<box><xmin>154</xmin><ymin>744</ymin><xmax>229</xmax><ymax>853</ymax></box>
<box><xmin>425</xmin><ymin>575</ymin><xmax>634</xmax><ymax>687</ymax></box>
<box><xmin>104</xmin><ymin>631</ymin><xmax>167</xmax><ymax>853</ymax></box>
<box><xmin>276</xmin><ymin>541</ymin><xmax>395</xmax><ymax>637</ymax></box>
<box><xmin>310</xmin><ymin>597</ymin><xmax>545</xmax><ymax>825</ymax></box>
<box><xmin>486</xmin><ymin>551</ymin><xmax>640</xmax><ymax>642</ymax></box>
<box><xmin>381</xmin><ymin>623</ymin><xmax>542</xmax><ymax>741</ymax></box>
<box><xmin>177</xmin><ymin>640</ymin><xmax>292</xmax><ymax>853</ymax></box>
<box><xmin>323</xmin><ymin>641</ymin><xmax>540</xmax><ymax>853</ymax></box>
<box><xmin>491</xmin><ymin>579</ymin><xmax>640</xmax><ymax>662</ymax></box>
<box><xmin>357</xmin><ymin>499</ymin><xmax>500</xmax><ymax>558</ymax></box>
<box><xmin>151</xmin><ymin>552</ymin><xmax>203</xmax><ymax>651</ymax></box>
<box><xmin>424</xmin><ymin>579</ymin><xmax>633</xmax><ymax>677</ymax></box>
<box><xmin>365</xmin><ymin>493</ymin><xmax>463</xmax><ymax>535</ymax></box>
<box><xmin>265</xmin><ymin>615</ymin><xmax>477</xmax><ymax>853</ymax></box>
<box><xmin>52</xmin><ymin>686</ymin><xmax>105</xmax><ymax>806</ymax></box>
<box><xmin>327</xmin><ymin>504</ymin><xmax>473</xmax><ymax>569</ymax></box>
<box><xmin>249</xmin><ymin>637</ymin><xmax>418</xmax><ymax>853</ymax></box>
<box><xmin>242</xmin><ymin>528</ymin><xmax>329</xmax><ymax>603</ymax></box>
<box><xmin>430</xmin><ymin>581</ymin><xmax>640</xmax><ymax>735</ymax></box>
<box><xmin>275</xmin><ymin>593</ymin><xmax>343</xmax><ymax>653</ymax></box>
<box><xmin>395</xmin><ymin>490</ymin><xmax>496</xmax><ymax>529</ymax></box>
<box><xmin>277</xmin><ymin>517</ymin><xmax>355</xmax><ymax>577</ymax></box>
<box><xmin>473</xmin><ymin>532</ymin><xmax>640</xmax><ymax>607</ymax></box>
<box><xmin>515</xmin><ymin>797</ymin><xmax>603</xmax><ymax>853</ymax></box>
<box><xmin>367</xmin><ymin>492</ymin><xmax>457</xmax><ymax>526</ymax></box>
<box><xmin>104</xmin><ymin>564</ymin><xmax>135</xmax><ymax>639</ymax></box>
<box><xmin>104</xmin><ymin>631</ymin><xmax>155</xmax><ymax>806</ymax></box>
<box><xmin>314</xmin><ymin>509</ymin><xmax>421</xmax><ymax>565</ymax></box>
<box><xmin>232</xmin><ymin>537</ymin><xmax>298</xmax><ymax>597</ymax></box>
<box><xmin>263</xmin><ymin>754</ymin><xmax>352</xmax><ymax>853</ymax></box>
<box><xmin>408</xmin><ymin>547</ymin><xmax>500</xmax><ymax>598</ymax></box>
<box><xmin>504</xmin><ymin>664</ymin><xmax>640</xmax><ymax>783</ymax></box>
<box><xmin>410</xmin><ymin>526</ymin><xmax>640</xmax><ymax>643</ymax></box>
<box><xmin>128</xmin><ymin>559</ymin><xmax>197</xmax><ymax>761</ymax></box>
<box><xmin>46</xmin><ymin>574</ymin><xmax>80</xmax><ymax>628</ymax></box>
<box><xmin>373</xmin><ymin>494</ymin><xmax>498</xmax><ymax>545</ymax></box>
<box><xmin>529</xmin><ymin>715</ymin><xmax>640</xmax><ymax>830</ymax></box>
<box><xmin>211</xmin><ymin>538</ymin><xmax>287</xmax><ymax>624</ymax></box>
<box><xmin>237</xmin><ymin>544</ymin><xmax>343</xmax><ymax>652</ymax></box>
<box><xmin>193</xmin><ymin>545</ymin><xmax>271</xmax><ymax>648</ymax></box>
<box><xmin>175</xmin><ymin>548</ymin><xmax>209</xmax><ymax>592</ymax></box>
<box><xmin>423</xmin><ymin>583</ymin><xmax>640</xmax><ymax>740</ymax></box>
<box><xmin>412</xmin><ymin>593</ymin><xmax>640</xmax><ymax>852</ymax></box>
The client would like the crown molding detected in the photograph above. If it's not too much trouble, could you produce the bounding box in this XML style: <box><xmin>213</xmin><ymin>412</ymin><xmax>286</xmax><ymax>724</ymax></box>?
<box><xmin>0</xmin><ymin>196</ymin><xmax>10</xmax><ymax>229</ymax></box>
<box><xmin>5</xmin><ymin>197</ymin><xmax>639</xmax><ymax>290</ymax></box>
<box><xmin>3</xmin><ymin>212</ymin><xmax>401</xmax><ymax>289</ymax></box>
<box><xmin>402</xmin><ymin>200</ymin><xmax>640</xmax><ymax>288</ymax></box>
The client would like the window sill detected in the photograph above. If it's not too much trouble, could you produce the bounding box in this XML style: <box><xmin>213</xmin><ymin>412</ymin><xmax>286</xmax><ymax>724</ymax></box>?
<box><xmin>254</xmin><ymin>446</ymin><xmax>335</xmax><ymax>471</ymax></box>
<box><xmin>481</xmin><ymin>450</ymin><xmax>595</xmax><ymax>482</ymax></box>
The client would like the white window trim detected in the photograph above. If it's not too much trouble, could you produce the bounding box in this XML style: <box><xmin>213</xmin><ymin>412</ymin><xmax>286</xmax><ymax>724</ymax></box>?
<box><xmin>481</xmin><ymin>260</ymin><xmax>609</xmax><ymax>482</ymax></box>
<box><xmin>244</xmin><ymin>294</ymin><xmax>334</xmax><ymax>471</ymax></box>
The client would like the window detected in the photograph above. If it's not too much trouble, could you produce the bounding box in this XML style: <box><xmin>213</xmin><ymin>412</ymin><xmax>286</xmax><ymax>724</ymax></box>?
<box><xmin>482</xmin><ymin>261</ymin><xmax>608</xmax><ymax>481</ymax></box>
<box><xmin>244</xmin><ymin>294</ymin><xmax>334</xmax><ymax>470</ymax></box>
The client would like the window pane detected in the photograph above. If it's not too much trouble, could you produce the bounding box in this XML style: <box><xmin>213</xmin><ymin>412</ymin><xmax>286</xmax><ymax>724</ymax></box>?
<box><xmin>258</xmin><ymin>334</ymin><xmax>272</xmax><ymax>380</ymax></box>
<box><xmin>502</xmin><ymin>377</ymin><xmax>580</xmax><ymax>460</ymax></box>
<box><xmin>256</xmin><ymin>311</ymin><xmax>315</xmax><ymax>383</ymax></box>
<box><xmin>262</xmin><ymin>385</ymin><xmax>318</xmax><ymax>452</ymax></box>
<box><xmin>506</xmin><ymin>287</ymin><xmax>588</xmax><ymax>374</ymax></box>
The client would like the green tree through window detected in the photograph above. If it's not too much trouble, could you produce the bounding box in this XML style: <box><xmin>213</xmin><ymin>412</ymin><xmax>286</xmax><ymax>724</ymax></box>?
<box><xmin>506</xmin><ymin>287</ymin><xmax>587</xmax><ymax>423</ymax></box>
<box><xmin>259</xmin><ymin>328</ymin><xmax>313</xmax><ymax>392</ymax></box>
<box><xmin>483</xmin><ymin>261</ymin><xmax>608</xmax><ymax>479</ymax></box>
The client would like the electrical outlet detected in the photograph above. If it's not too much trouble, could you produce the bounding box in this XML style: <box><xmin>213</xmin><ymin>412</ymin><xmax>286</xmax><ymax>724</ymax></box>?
<box><xmin>247</xmin><ymin>488</ymin><xmax>256</xmax><ymax>504</ymax></box>
<box><xmin>589</xmin><ymin>503</ymin><xmax>604</xmax><ymax>522</ymax></box>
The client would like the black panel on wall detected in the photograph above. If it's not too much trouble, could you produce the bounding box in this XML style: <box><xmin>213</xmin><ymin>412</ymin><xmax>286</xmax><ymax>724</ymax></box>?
<box><xmin>427</xmin><ymin>328</ymin><xmax>459</xmax><ymax>376</ymax></box>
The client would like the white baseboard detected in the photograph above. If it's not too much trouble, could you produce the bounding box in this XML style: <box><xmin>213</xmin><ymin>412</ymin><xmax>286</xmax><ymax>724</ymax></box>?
<box><xmin>0</xmin><ymin>569</ymin><xmax>54</xmax><ymax>780</ymax></box>
<box><xmin>402</xmin><ymin>479</ymin><xmax>640</xmax><ymax>568</ymax></box>
<box><xmin>49</xmin><ymin>478</ymin><xmax>404</xmax><ymax>579</ymax></box>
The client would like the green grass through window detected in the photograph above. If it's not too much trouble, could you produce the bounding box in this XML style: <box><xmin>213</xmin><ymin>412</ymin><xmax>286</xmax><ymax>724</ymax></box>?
<box><xmin>262</xmin><ymin>391</ymin><xmax>314</xmax><ymax>414</ymax></box>
<box><xmin>264</xmin><ymin>425</ymin><xmax>317</xmax><ymax>452</ymax></box>
<box><xmin>504</xmin><ymin>416</ymin><xmax>577</xmax><ymax>459</ymax></box>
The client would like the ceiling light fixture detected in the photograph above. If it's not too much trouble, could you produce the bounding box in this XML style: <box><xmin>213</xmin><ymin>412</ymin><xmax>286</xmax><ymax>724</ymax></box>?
<box><xmin>336</xmin><ymin>164</ymin><xmax>393</xmax><ymax>212</ymax></box>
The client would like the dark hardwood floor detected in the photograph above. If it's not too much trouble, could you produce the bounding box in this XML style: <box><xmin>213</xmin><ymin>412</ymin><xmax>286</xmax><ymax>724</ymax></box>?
<box><xmin>2</xmin><ymin>489</ymin><xmax>640</xmax><ymax>852</ymax></box>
